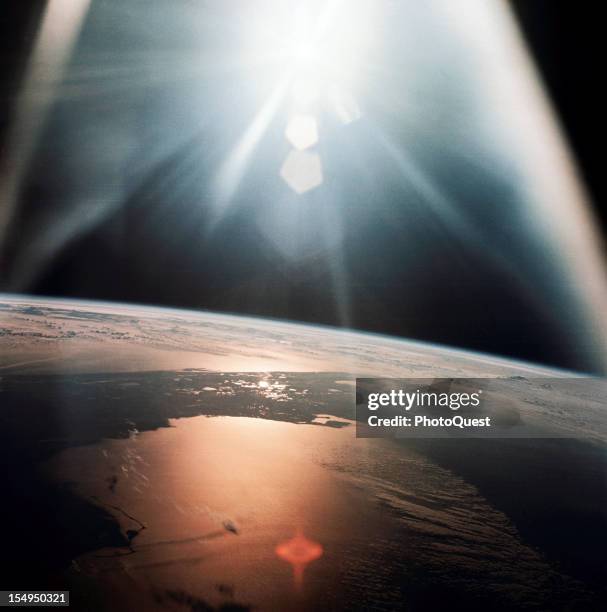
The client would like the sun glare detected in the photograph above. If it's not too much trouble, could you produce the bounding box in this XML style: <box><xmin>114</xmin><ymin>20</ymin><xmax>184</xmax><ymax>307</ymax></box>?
<box><xmin>220</xmin><ymin>1</ymin><xmax>381</xmax><ymax>197</ymax></box>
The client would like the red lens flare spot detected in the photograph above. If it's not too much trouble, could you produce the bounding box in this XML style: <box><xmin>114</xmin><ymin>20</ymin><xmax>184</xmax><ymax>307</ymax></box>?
<box><xmin>275</xmin><ymin>530</ymin><xmax>323</xmax><ymax>590</ymax></box>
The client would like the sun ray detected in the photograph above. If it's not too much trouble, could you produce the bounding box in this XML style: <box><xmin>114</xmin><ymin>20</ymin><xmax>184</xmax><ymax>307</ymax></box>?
<box><xmin>210</xmin><ymin>77</ymin><xmax>290</xmax><ymax>230</ymax></box>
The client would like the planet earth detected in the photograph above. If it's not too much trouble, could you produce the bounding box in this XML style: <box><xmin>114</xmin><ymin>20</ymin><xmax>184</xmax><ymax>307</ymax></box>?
<box><xmin>0</xmin><ymin>296</ymin><xmax>605</xmax><ymax>611</ymax></box>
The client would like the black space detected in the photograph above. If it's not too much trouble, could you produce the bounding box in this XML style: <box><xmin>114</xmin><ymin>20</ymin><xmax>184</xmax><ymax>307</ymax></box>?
<box><xmin>0</xmin><ymin>2</ymin><xmax>604</xmax><ymax>372</ymax></box>
<box><xmin>510</xmin><ymin>1</ymin><xmax>604</xmax><ymax>230</ymax></box>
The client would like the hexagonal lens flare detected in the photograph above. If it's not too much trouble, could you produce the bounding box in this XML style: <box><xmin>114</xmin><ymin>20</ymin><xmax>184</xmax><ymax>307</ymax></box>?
<box><xmin>285</xmin><ymin>114</ymin><xmax>319</xmax><ymax>150</ymax></box>
<box><xmin>280</xmin><ymin>150</ymin><xmax>323</xmax><ymax>194</ymax></box>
